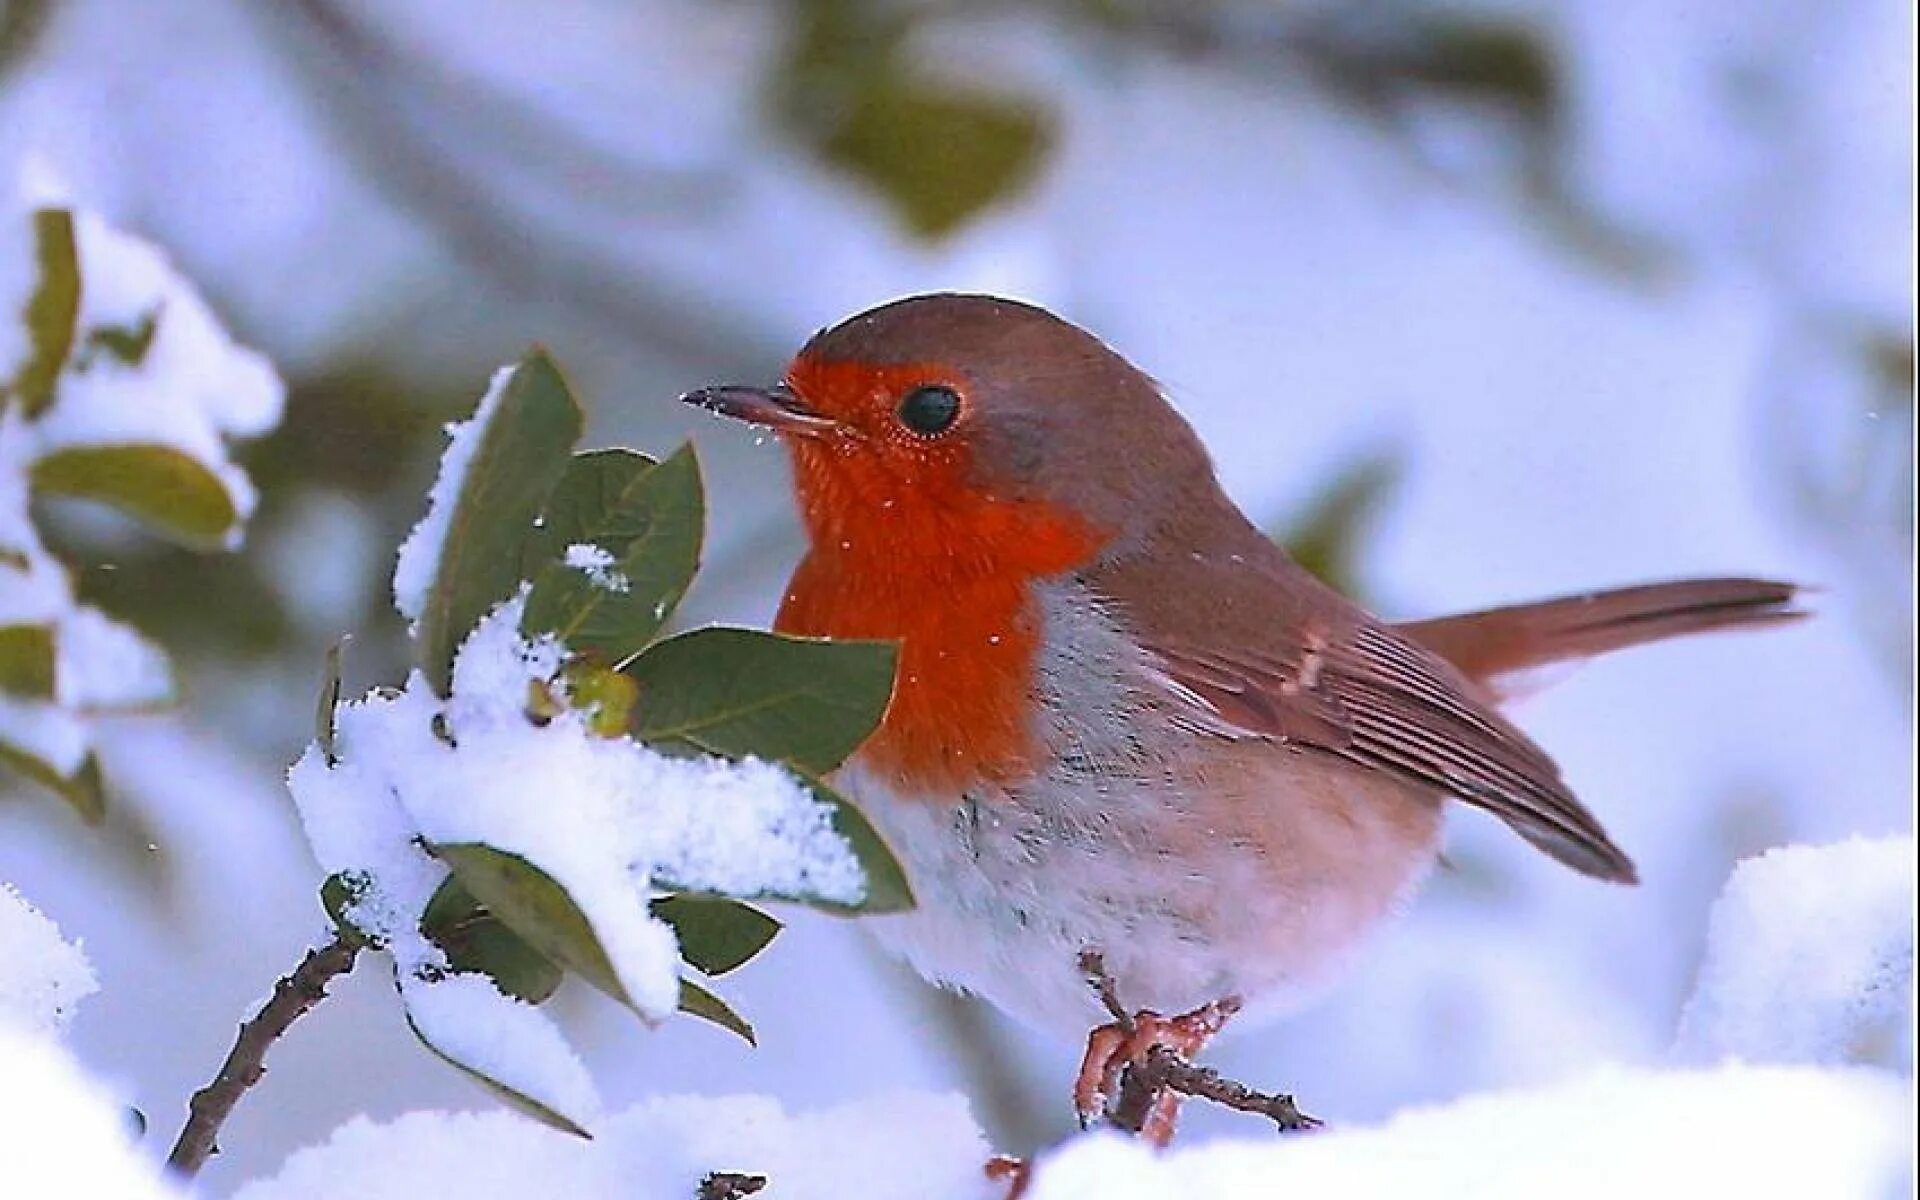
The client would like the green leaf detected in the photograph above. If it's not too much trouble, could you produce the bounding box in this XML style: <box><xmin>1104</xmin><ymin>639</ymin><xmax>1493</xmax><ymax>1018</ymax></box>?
<box><xmin>319</xmin><ymin>870</ymin><xmax>375</xmax><ymax>947</ymax></box>
<box><xmin>521</xmin><ymin>445</ymin><xmax>703</xmax><ymax>665</ymax></box>
<box><xmin>0</xmin><ymin>740</ymin><xmax>105</xmax><ymax>823</ymax></box>
<box><xmin>0</xmin><ymin>623</ymin><xmax>55</xmax><ymax>696</ymax></box>
<box><xmin>6</xmin><ymin>208</ymin><xmax>80</xmax><ymax>417</ymax></box>
<box><xmin>818</xmin><ymin>78</ymin><xmax>1052</xmax><ymax>239</ymax></box>
<box><xmin>413</xmin><ymin>351</ymin><xmax>583</xmax><ymax>695</ymax></box>
<box><xmin>30</xmin><ymin>444</ymin><xmax>238</xmax><ymax>549</ymax></box>
<box><xmin>651</xmin><ymin>895</ymin><xmax>780</xmax><ymax>977</ymax></box>
<box><xmin>802</xmin><ymin>776</ymin><xmax>914</xmax><ymax>914</ymax></box>
<box><xmin>625</xmin><ymin>627</ymin><xmax>896</xmax><ymax>774</ymax></box>
<box><xmin>432</xmin><ymin>842</ymin><xmax>643</xmax><ymax>1015</ymax></box>
<box><xmin>75</xmin><ymin>308</ymin><xmax>160</xmax><ymax>370</ymax></box>
<box><xmin>401</xmin><ymin>1000</ymin><xmax>592</xmax><ymax>1139</ymax></box>
<box><xmin>771</xmin><ymin>3</ymin><xmax>1051</xmax><ymax>239</ymax></box>
<box><xmin>677</xmin><ymin>977</ymin><xmax>755</xmax><ymax>1045</ymax></box>
<box><xmin>518</xmin><ymin>448</ymin><xmax>655</xmax><ymax>577</ymax></box>
<box><xmin>421</xmin><ymin>875</ymin><xmax>565</xmax><ymax>1006</ymax></box>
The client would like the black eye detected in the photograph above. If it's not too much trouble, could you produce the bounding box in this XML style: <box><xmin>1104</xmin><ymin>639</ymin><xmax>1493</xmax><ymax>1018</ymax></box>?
<box><xmin>897</xmin><ymin>385</ymin><xmax>961</xmax><ymax>436</ymax></box>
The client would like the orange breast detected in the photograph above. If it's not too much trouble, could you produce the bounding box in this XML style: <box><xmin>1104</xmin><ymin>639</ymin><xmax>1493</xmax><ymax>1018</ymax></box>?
<box><xmin>774</xmin><ymin>458</ymin><xmax>1101</xmax><ymax>797</ymax></box>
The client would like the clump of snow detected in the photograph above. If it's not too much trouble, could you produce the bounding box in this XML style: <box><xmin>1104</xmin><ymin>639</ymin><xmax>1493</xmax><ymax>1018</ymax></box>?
<box><xmin>293</xmin><ymin>595</ymin><xmax>867</xmax><ymax>1023</ymax></box>
<box><xmin>563</xmin><ymin>542</ymin><xmax>631</xmax><ymax>593</ymax></box>
<box><xmin>289</xmin><ymin>589</ymin><xmax>871</xmax><ymax>1122</ymax></box>
<box><xmin>0</xmin><ymin>1029</ymin><xmax>179</xmax><ymax>1200</ymax></box>
<box><xmin>54</xmin><ymin>605</ymin><xmax>173</xmax><ymax>710</ymax></box>
<box><xmin>1025</xmin><ymin>1064</ymin><xmax>1913</xmax><ymax>1200</ymax></box>
<box><xmin>391</xmin><ymin>365</ymin><xmax>513</xmax><ymax>626</ymax></box>
<box><xmin>1675</xmin><ymin>837</ymin><xmax>1916</xmax><ymax>1069</ymax></box>
<box><xmin>398</xmin><ymin>972</ymin><xmax>601</xmax><ymax>1127</ymax></box>
<box><xmin>1</xmin><ymin>197</ymin><xmax>281</xmax><ymax>789</ymax></box>
<box><xmin>233</xmin><ymin>1091</ymin><xmax>991</xmax><ymax>1200</ymax></box>
<box><xmin>27</xmin><ymin>207</ymin><xmax>285</xmax><ymax>533</ymax></box>
<box><xmin>0</xmin><ymin>883</ymin><xmax>97</xmax><ymax>1036</ymax></box>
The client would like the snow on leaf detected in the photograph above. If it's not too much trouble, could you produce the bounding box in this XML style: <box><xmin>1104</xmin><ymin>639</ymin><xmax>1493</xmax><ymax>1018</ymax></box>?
<box><xmin>395</xmin><ymin>351</ymin><xmax>582</xmax><ymax>695</ymax></box>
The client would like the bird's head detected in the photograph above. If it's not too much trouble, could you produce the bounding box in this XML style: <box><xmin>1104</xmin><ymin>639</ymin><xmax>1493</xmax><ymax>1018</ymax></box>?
<box><xmin>684</xmin><ymin>293</ymin><xmax>1219</xmax><ymax>575</ymax></box>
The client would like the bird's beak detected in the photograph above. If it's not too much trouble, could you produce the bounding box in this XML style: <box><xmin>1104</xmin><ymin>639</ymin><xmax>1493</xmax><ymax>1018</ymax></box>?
<box><xmin>680</xmin><ymin>383</ymin><xmax>841</xmax><ymax>439</ymax></box>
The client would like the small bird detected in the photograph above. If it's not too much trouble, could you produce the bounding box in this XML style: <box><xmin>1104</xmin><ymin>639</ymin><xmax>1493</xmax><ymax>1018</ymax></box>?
<box><xmin>684</xmin><ymin>294</ymin><xmax>1802</xmax><ymax>1140</ymax></box>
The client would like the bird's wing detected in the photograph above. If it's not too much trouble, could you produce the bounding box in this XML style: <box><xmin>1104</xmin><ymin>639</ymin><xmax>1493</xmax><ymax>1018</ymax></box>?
<box><xmin>1145</xmin><ymin>620</ymin><xmax>1637</xmax><ymax>883</ymax></box>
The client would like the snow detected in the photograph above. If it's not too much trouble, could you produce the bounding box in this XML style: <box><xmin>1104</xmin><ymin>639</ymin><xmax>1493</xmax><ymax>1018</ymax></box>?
<box><xmin>1022</xmin><ymin>1064</ymin><xmax>1913</xmax><ymax>1200</ymax></box>
<box><xmin>0</xmin><ymin>692</ymin><xmax>88</xmax><ymax>778</ymax></box>
<box><xmin>0</xmin><ymin>882</ymin><xmax>97</xmax><ymax>1036</ymax></box>
<box><xmin>399</xmin><ymin>971</ymin><xmax>602</xmax><ymax>1129</ymax></box>
<box><xmin>0</xmin><ymin>1029</ymin><xmax>179</xmax><ymax>1200</ymax></box>
<box><xmin>54</xmin><ymin>605</ymin><xmax>174</xmax><ymax>711</ymax></box>
<box><xmin>234</xmin><ymin>1090</ymin><xmax>993</xmax><ymax>1200</ymax></box>
<box><xmin>26</xmin><ymin>206</ymin><xmax>285</xmax><ymax>538</ymax></box>
<box><xmin>391</xmin><ymin>364</ymin><xmax>514</xmax><ymax>627</ymax></box>
<box><xmin>1675</xmin><ymin>837</ymin><xmax>1916</xmax><ymax>1068</ymax></box>
<box><xmin>294</xmin><ymin>589</ymin><xmax>868</xmax><ymax>1022</ymax></box>
<box><xmin>0</xmin><ymin>208</ymin><xmax>29</xmax><ymax>386</ymax></box>
<box><xmin>564</xmin><ymin>542</ymin><xmax>631</xmax><ymax>593</ymax></box>
<box><xmin>1</xmin><ymin>194</ymin><xmax>278</xmax><ymax>786</ymax></box>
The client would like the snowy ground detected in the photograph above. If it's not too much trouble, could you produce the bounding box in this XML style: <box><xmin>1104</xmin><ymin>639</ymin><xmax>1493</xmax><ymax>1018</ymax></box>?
<box><xmin>0</xmin><ymin>0</ymin><xmax>1913</xmax><ymax>1195</ymax></box>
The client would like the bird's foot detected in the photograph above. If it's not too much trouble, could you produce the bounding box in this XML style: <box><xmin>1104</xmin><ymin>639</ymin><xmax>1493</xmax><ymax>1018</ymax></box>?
<box><xmin>1070</xmin><ymin>952</ymin><xmax>1242</xmax><ymax>1144</ymax></box>
<box><xmin>1072</xmin><ymin>951</ymin><xmax>1316</xmax><ymax>1146</ymax></box>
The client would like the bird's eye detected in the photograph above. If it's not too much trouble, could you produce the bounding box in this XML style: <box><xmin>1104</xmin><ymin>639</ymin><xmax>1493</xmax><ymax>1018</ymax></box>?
<box><xmin>897</xmin><ymin>385</ymin><xmax>962</xmax><ymax>437</ymax></box>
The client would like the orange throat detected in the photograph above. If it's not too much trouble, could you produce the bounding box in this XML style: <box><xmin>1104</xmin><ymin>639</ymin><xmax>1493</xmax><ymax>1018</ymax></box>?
<box><xmin>774</xmin><ymin>454</ymin><xmax>1101</xmax><ymax>798</ymax></box>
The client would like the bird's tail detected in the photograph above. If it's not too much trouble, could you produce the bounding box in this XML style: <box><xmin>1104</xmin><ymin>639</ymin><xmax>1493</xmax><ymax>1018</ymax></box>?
<box><xmin>1399</xmin><ymin>578</ymin><xmax>1806</xmax><ymax>700</ymax></box>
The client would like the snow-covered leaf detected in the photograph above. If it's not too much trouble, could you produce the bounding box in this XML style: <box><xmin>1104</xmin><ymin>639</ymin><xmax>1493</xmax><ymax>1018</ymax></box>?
<box><xmin>0</xmin><ymin>739</ymin><xmax>104</xmax><ymax>823</ymax></box>
<box><xmin>650</xmin><ymin>895</ymin><xmax>780</xmax><ymax>977</ymax></box>
<box><xmin>318</xmin><ymin>871</ymin><xmax>375</xmax><ymax>947</ymax></box>
<box><xmin>677</xmin><ymin>977</ymin><xmax>755</xmax><ymax>1045</ymax></box>
<box><xmin>403</xmin><ymin>351</ymin><xmax>582</xmax><ymax>695</ymax></box>
<box><xmin>30</xmin><ymin>443</ymin><xmax>238</xmax><ymax>548</ymax></box>
<box><xmin>625</xmin><ymin>627</ymin><xmax>896</xmax><ymax>775</ymax></box>
<box><xmin>797</xmin><ymin>777</ymin><xmax>912</xmax><ymax>915</ymax></box>
<box><xmin>398</xmin><ymin>972</ymin><xmax>597</xmax><ymax>1139</ymax></box>
<box><xmin>432</xmin><ymin>842</ymin><xmax>650</xmax><ymax>1019</ymax></box>
<box><xmin>521</xmin><ymin>444</ymin><xmax>703</xmax><ymax>665</ymax></box>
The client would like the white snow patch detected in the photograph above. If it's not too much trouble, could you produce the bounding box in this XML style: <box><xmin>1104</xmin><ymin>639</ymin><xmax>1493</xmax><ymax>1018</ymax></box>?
<box><xmin>563</xmin><ymin>542</ymin><xmax>630</xmax><ymax>593</ymax></box>
<box><xmin>0</xmin><ymin>883</ymin><xmax>97</xmax><ymax>1036</ymax></box>
<box><xmin>54</xmin><ymin>605</ymin><xmax>173</xmax><ymax>710</ymax></box>
<box><xmin>0</xmin><ymin>1029</ymin><xmax>179</xmax><ymax>1200</ymax></box>
<box><xmin>294</xmin><ymin>596</ymin><xmax>867</xmax><ymax>1026</ymax></box>
<box><xmin>0</xmin><ymin>691</ymin><xmax>88</xmax><ymax>777</ymax></box>
<box><xmin>398</xmin><ymin>971</ymin><xmax>601</xmax><ymax>1130</ymax></box>
<box><xmin>1675</xmin><ymin>837</ymin><xmax>1916</xmax><ymax>1068</ymax></box>
<box><xmin>233</xmin><ymin>1091</ymin><xmax>991</xmax><ymax>1200</ymax></box>
<box><xmin>392</xmin><ymin>364</ymin><xmax>513</xmax><ymax>627</ymax></box>
<box><xmin>1026</xmin><ymin>1064</ymin><xmax>1913</xmax><ymax>1200</ymax></box>
<box><xmin>27</xmin><ymin>206</ymin><xmax>285</xmax><ymax>539</ymax></box>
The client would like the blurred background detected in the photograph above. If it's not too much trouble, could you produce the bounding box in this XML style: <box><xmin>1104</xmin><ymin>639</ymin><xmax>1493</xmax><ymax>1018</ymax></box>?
<box><xmin>0</xmin><ymin>0</ymin><xmax>1911</xmax><ymax>1191</ymax></box>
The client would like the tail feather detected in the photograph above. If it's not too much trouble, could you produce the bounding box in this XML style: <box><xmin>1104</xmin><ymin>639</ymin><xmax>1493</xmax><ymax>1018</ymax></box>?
<box><xmin>1399</xmin><ymin>578</ymin><xmax>1806</xmax><ymax>697</ymax></box>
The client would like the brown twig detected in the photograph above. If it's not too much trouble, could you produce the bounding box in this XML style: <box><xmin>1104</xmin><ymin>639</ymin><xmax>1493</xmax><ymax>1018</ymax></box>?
<box><xmin>1113</xmin><ymin>1045</ymin><xmax>1321</xmax><ymax>1136</ymax></box>
<box><xmin>167</xmin><ymin>933</ymin><xmax>364</xmax><ymax>1177</ymax></box>
<box><xmin>697</xmin><ymin>1172</ymin><xmax>767</xmax><ymax>1200</ymax></box>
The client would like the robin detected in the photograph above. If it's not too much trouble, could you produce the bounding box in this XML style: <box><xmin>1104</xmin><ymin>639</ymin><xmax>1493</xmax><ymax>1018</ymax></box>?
<box><xmin>684</xmin><ymin>293</ymin><xmax>1801</xmax><ymax>1143</ymax></box>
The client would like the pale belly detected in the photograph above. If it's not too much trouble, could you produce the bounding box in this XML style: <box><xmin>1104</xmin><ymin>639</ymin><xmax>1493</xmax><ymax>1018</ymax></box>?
<box><xmin>839</xmin><ymin>585</ymin><xmax>1445</xmax><ymax>1037</ymax></box>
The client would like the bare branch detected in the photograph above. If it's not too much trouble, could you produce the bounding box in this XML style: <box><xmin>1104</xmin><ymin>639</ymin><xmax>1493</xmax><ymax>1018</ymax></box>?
<box><xmin>1114</xmin><ymin>1045</ymin><xmax>1321</xmax><ymax>1137</ymax></box>
<box><xmin>167</xmin><ymin>934</ymin><xmax>364</xmax><ymax>1177</ymax></box>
